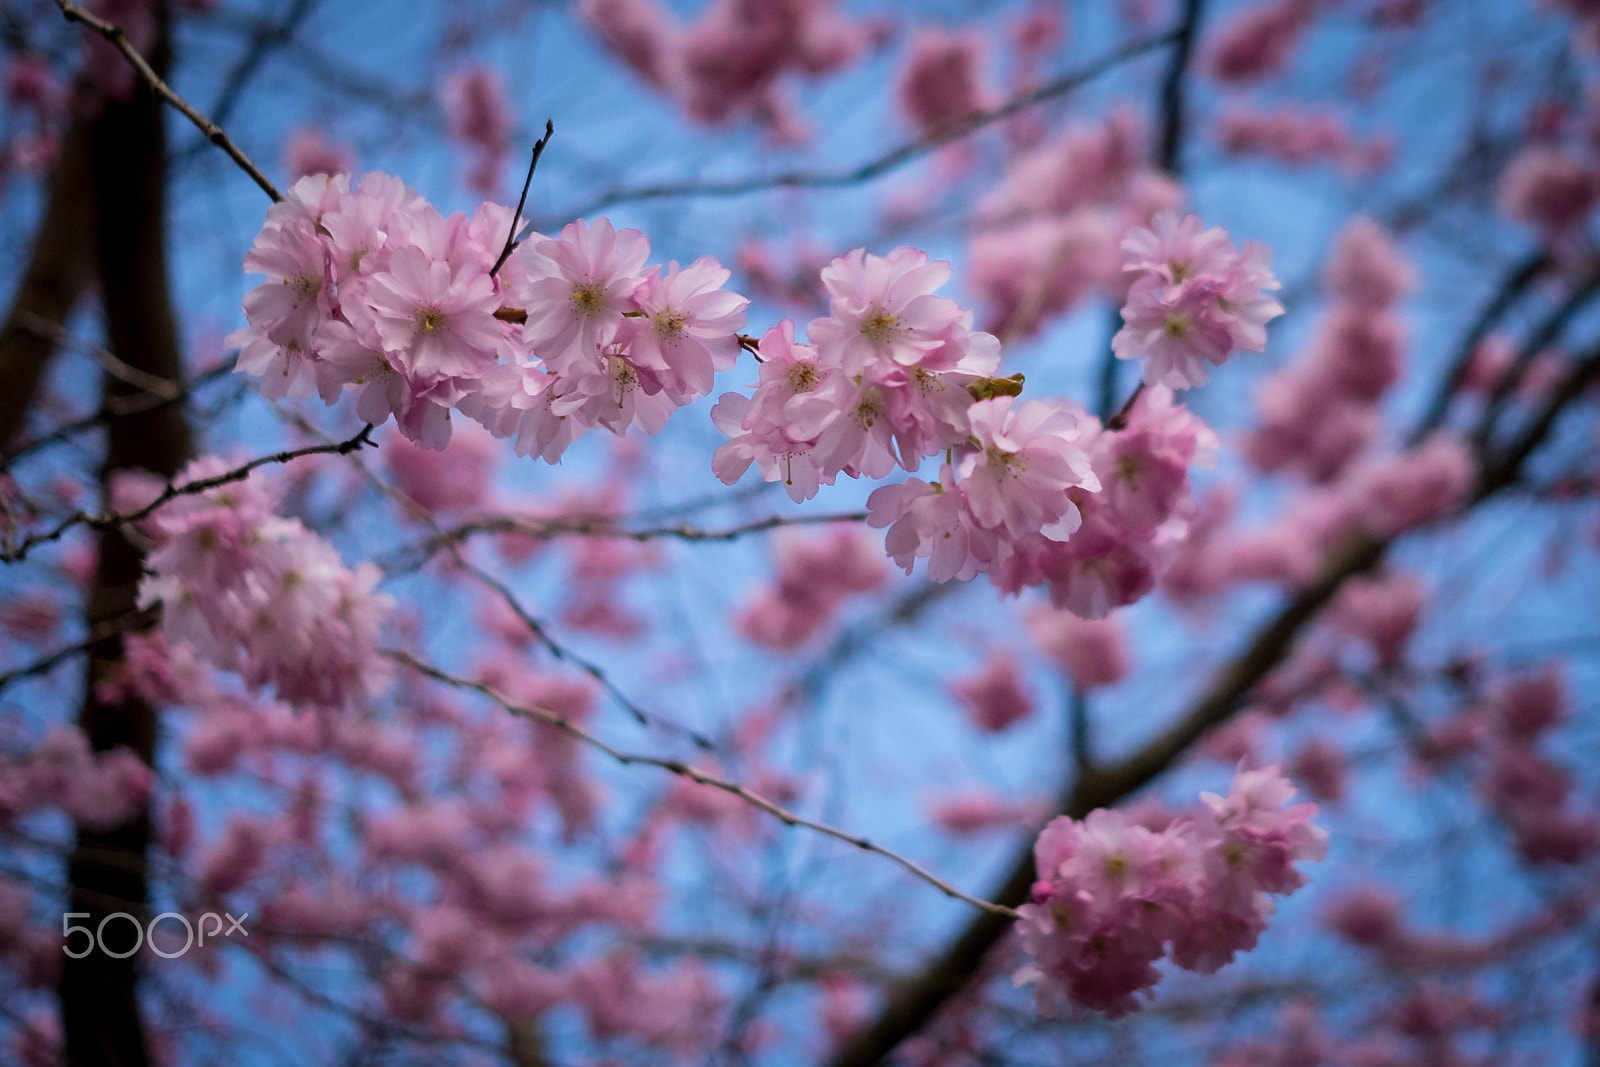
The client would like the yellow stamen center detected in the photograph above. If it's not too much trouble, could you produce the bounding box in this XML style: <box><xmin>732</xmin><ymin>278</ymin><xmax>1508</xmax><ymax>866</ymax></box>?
<box><xmin>861</xmin><ymin>309</ymin><xmax>897</xmax><ymax>343</ymax></box>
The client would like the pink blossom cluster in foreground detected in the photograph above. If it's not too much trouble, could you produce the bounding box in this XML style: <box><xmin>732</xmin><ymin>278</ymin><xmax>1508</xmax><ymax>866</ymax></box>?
<box><xmin>133</xmin><ymin>457</ymin><xmax>393</xmax><ymax>711</ymax></box>
<box><xmin>712</xmin><ymin>246</ymin><xmax>1006</xmax><ymax>500</ymax></box>
<box><xmin>860</xmin><ymin>384</ymin><xmax>1216</xmax><ymax>618</ymax></box>
<box><xmin>1016</xmin><ymin>765</ymin><xmax>1326</xmax><ymax>1016</ymax></box>
<box><xmin>230</xmin><ymin>173</ymin><xmax>749</xmax><ymax>458</ymax></box>
<box><xmin>234</xmin><ymin>187</ymin><xmax>1279</xmax><ymax>619</ymax></box>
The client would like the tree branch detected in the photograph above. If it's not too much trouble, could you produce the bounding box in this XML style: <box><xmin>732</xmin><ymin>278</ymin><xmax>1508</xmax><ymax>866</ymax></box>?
<box><xmin>530</xmin><ymin>28</ymin><xmax>1180</xmax><ymax>231</ymax></box>
<box><xmin>387</xmin><ymin>650</ymin><xmax>1018</xmax><ymax>919</ymax></box>
<box><xmin>53</xmin><ymin>0</ymin><xmax>283</xmax><ymax>202</ymax></box>
<box><xmin>823</xmin><ymin>321</ymin><xmax>1600</xmax><ymax>1067</ymax></box>
<box><xmin>0</xmin><ymin>424</ymin><xmax>375</xmax><ymax>563</ymax></box>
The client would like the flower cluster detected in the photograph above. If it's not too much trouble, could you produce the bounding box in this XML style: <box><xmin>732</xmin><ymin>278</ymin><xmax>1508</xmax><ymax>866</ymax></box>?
<box><xmin>1015</xmin><ymin>765</ymin><xmax>1326</xmax><ymax>1016</ymax></box>
<box><xmin>734</xmin><ymin>526</ymin><xmax>887</xmax><ymax>650</ymax></box>
<box><xmin>1247</xmin><ymin>216</ymin><xmax>1410</xmax><ymax>482</ymax></box>
<box><xmin>230</xmin><ymin>174</ymin><xmax>749</xmax><ymax>459</ymax></box>
<box><xmin>968</xmin><ymin>110</ymin><xmax>1179</xmax><ymax>340</ymax></box>
<box><xmin>0</xmin><ymin>726</ymin><xmax>151</xmax><ymax>832</ymax></box>
<box><xmin>135</xmin><ymin>457</ymin><xmax>393</xmax><ymax>711</ymax></box>
<box><xmin>1112</xmin><ymin>212</ymin><xmax>1284</xmax><ymax>390</ymax></box>
<box><xmin>988</xmin><ymin>385</ymin><xmax>1217</xmax><ymax>617</ymax></box>
<box><xmin>577</xmin><ymin>0</ymin><xmax>877</xmax><ymax>140</ymax></box>
<box><xmin>712</xmin><ymin>247</ymin><xmax>1003</xmax><ymax>501</ymax></box>
<box><xmin>865</xmin><ymin>394</ymin><xmax>1100</xmax><ymax>585</ymax></box>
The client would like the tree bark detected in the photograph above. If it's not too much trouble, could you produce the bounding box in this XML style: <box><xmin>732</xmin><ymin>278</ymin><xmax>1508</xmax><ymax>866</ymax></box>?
<box><xmin>59</xmin><ymin>5</ymin><xmax>192</xmax><ymax>1065</ymax></box>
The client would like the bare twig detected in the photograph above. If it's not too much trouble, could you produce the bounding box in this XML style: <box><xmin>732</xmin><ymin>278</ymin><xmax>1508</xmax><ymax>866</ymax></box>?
<box><xmin>1472</xmin><ymin>262</ymin><xmax>1600</xmax><ymax>450</ymax></box>
<box><xmin>0</xmin><ymin>605</ymin><xmax>159</xmax><ymax>696</ymax></box>
<box><xmin>391</xmin><ymin>510</ymin><xmax>870</xmax><ymax>573</ymax></box>
<box><xmin>490</xmin><ymin>120</ymin><xmax>554</xmax><ymax>278</ymax></box>
<box><xmin>451</xmin><ymin>554</ymin><xmax>719</xmax><ymax>751</ymax></box>
<box><xmin>17</xmin><ymin>311</ymin><xmax>181</xmax><ymax>400</ymax></box>
<box><xmin>53</xmin><ymin>0</ymin><xmax>283</xmax><ymax>202</ymax></box>
<box><xmin>1105</xmin><ymin>380</ymin><xmax>1147</xmax><ymax>431</ymax></box>
<box><xmin>387</xmin><ymin>650</ymin><xmax>1018</xmax><ymax>919</ymax></box>
<box><xmin>528</xmin><ymin>29</ymin><xmax>1179</xmax><ymax>232</ymax></box>
<box><xmin>1409</xmin><ymin>251</ymin><xmax>1550</xmax><ymax>444</ymax></box>
<box><xmin>0</xmin><ymin>361</ymin><xmax>237</xmax><ymax>472</ymax></box>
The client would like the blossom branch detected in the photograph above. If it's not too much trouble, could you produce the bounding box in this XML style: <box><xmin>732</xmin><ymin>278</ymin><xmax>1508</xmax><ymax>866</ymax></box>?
<box><xmin>52</xmin><ymin>0</ymin><xmax>283</xmax><ymax>202</ymax></box>
<box><xmin>385</xmin><ymin>649</ymin><xmax>1019</xmax><ymax>920</ymax></box>
<box><xmin>0</xmin><ymin>423</ymin><xmax>375</xmax><ymax>563</ymax></box>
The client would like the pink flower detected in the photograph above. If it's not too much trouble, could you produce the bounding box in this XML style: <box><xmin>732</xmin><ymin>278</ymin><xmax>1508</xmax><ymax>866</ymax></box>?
<box><xmin>361</xmin><ymin>243</ymin><xmax>503</xmax><ymax>389</ymax></box>
<box><xmin>1324</xmin><ymin>885</ymin><xmax>1404</xmax><ymax>949</ymax></box>
<box><xmin>517</xmin><ymin>218</ymin><xmax>652</xmax><ymax>377</ymax></box>
<box><xmin>137</xmin><ymin>457</ymin><xmax>394</xmax><ymax>711</ymax></box>
<box><xmin>577</xmin><ymin>0</ymin><xmax>681</xmax><ymax>90</ymax></box>
<box><xmin>1323</xmin><ymin>217</ymin><xmax>1413</xmax><ymax>308</ymax></box>
<box><xmin>733</xmin><ymin>527</ymin><xmax>886</xmax><ymax>650</ymax></box>
<box><xmin>1499</xmin><ymin>145</ymin><xmax>1600</xmax><ymax>237</ymax></box>
<box><xmin>1492</xmin><ymin>666</ymin><xmax>1565</xmax><ymax>742</ymax></box>
<box><xmin>283</xmin><ymin>126</ymin><xmax>355</xmax><ymax>181</ymax></box>
<box><xmin>1330</xmin><ymin>571</ymin><xmax>1426</xmax><ymax>668</ymax></box>
<box><xmin>896</xmin><ymin>28</ymin><xmax>994</xmax><ymax>132</ymax></box>
<box><xmin>1025</xmin><ymin>606</ymin><xmax>1130</xmax><ymax>689</ymax></box>
<box><xmin>1206</xmin><ymin>0</ymin><xmax>1310</xmax><ymax>83</ymax></box>
<box><xmin>867</xmin><ymin>466</ymin><xmax>994</xmax><ymax>582</ymax></box>
<box><xmin>929</xmin><ymin>790</ymin><xmax>1043</xmax><ymax>835</ymax></box>
<box><xmin>808</xmin><ymin>247</ymin><xmax>967</xmax><ymax>375</ymax></box>
<box><xmin>441</xmin><ymin>66</ymin><xmax>512</xmax><ymax>194</ymax></box>
<box><xmin>960</xmin><ymin>396</ymin><xmax>1100</xmax><ymax>540</ymax></box>
<box><xmin>624</xmin><ymin>256</ymin><xmax>748</xmax><ymax>400</ymax></box>
<box><xmin>1349</xmin><ymin>432</ymin><xmax>1475</xmax><ymax>535</ymax></box>
<box><xmin>948</xmin><ymin>651</ymin><xmax>1035</xmax><ymax>732</ymax></box>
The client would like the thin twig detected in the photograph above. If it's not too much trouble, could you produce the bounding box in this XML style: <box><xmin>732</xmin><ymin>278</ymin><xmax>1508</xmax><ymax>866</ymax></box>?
<box><xmin>387</xmin><ymin>649</ymin><xmax>1018</xmax><ymax>919</ymax></box>
<box><xmin>1409</xmin><ymin>251</ymin><xmax>1550</xmax><ymax>444</ymax></box>
<box><xmin>53</xmin><ymin>0</ymin><xmax>282</xmax><ymax>202</ymax></box>
<box><xmin>0</xmin><ymin>362</ymin><xmax>236</xmax><ymax>472</ymax></box>
<box><xmin>490</xmin><ymin>120</ymin><xmax>554</xmax><ymax>278</ymax></box>
<box><xmin>0</xmin><ymin>605</ymin><xmax>159</xmax><ymax>696</ymax></box>
<box><xmin>391</xmin><ymin>510</ymin><xmax>870</xmax><ymax>573</ymax></box>
<box><xmin>452</xmin><ymin>554</ymin><xmax>719</xmax><ymax>751</ymax></box>
<box><xmin>527</xmin><ymin>28</ymin><xmax>1179</xmax><ymax>232</ymax></box>
<box><xmin>1105</xmin><ymin>380</ymin><xmax>1146</xmax><ymax>431</ymax></box>
<box><xmin>0</xmin><ymin>424</ymin><xmax>375</xmax><ymax>563</ymax></box>
<box><xmin>17</xmin><ymin>311</ymin><xmax>182</xmax><ymax>400</ymax></box>
<box><xmin>268</xmin><ymin>403</ymin><xmax>716</xmax><ymax>750</ymax></box>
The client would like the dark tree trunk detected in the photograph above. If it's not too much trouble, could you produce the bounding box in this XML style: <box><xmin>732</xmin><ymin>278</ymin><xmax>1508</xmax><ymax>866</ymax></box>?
<box><xmin>58</xmin><ymin>5</ymin><xmax>193</xmax><ymax>1065</ymax></box>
